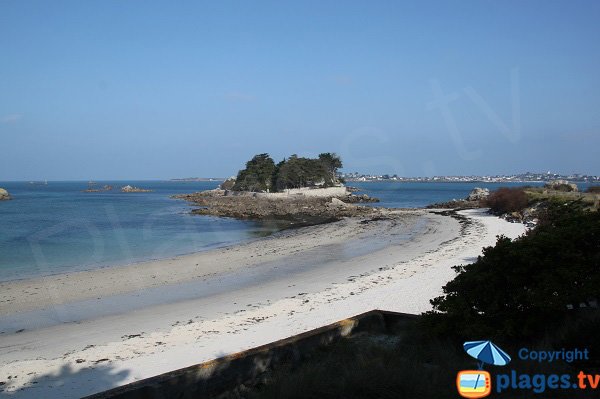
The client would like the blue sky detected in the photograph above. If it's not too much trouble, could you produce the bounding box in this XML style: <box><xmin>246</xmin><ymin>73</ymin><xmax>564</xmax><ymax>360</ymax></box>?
<box><xmin>1</xmin><ymin>1</ymin><xmax>599</xmax><ymax>180</ymax></box>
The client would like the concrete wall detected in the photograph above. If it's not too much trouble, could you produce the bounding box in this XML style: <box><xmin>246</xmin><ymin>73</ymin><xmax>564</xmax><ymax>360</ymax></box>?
<box><xmin>256</xmin><ymin>186</ymin><xmax>348</xmax><ymax>198</ymax></box>
<box><xmin>85</xmin><ymin>310</ymin><xmax>417</xmax><ymax>399</ymax></box>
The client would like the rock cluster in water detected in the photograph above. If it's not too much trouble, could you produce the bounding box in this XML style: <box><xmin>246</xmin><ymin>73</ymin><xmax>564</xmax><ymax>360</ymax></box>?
<box><xmin>82</xmin><ymin>185</ymin><xmax>113</xmax><ymax>193</ymax></box>
<box><xmin>121</xmin><ymin>185</ymin><xmax>153</xmax><ymax>193</ymax></box>
<box><xmin>0</xmin><ymin>188</ymin><xmax>11</xmax><ymax>201</ymax></box>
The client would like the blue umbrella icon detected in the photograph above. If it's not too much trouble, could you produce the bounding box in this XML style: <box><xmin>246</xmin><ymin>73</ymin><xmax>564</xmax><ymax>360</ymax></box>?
<box><xmin>463</xmin><ymin>340</ymin><xmax>511</xmax><ymax>369</ymax></box>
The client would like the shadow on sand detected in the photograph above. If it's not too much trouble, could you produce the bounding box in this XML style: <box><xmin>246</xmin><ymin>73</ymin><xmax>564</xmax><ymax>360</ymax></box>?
<box><xmin>0</xmin><ymin>363</ymin><xmax>130</xmax><ymax>399</ymax></box>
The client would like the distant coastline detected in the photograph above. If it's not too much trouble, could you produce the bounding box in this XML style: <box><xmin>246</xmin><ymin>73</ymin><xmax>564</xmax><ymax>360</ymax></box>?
<box><xmin>338</xmin><ymin>172</ymin><xmax>599</xmax><ymax>183</ymax></box>
<box><xmin>170</xmin><ymin>177</ymin><xmax>226</xmax><ymax>182</ymax></box>
<box><xmin>168</xmin><ymin>172</ymin><xmax>599</xmax><ymax>184</ymax></box>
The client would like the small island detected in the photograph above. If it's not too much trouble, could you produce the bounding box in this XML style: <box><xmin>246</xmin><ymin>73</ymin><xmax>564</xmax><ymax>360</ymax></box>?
<box><xmin>176</xmin><ymin>153</ymin><xmax>381</xmax><ymax>225</ymax></box>
<box><xmin>121</xmin><ymin>185</ymin><xmax>153</xmax><ymax>193</ymax></box>
<box><xmin>82</xmin><ymin>184</ymin><xmax>113</xmax><ymax>193</ymax></box>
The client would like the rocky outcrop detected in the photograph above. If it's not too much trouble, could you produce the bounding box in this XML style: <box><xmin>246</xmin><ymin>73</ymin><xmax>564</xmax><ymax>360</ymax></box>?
<box><xmin>0</xmin><ymin>188</ymin><xmax>11</xmax><ymax>200</ymax></box>
<box><xmin>426</xmin><ymin>199</ymin><xmax>472</xmax><ymax>209</ymax></box>
<box><xmin>343</xmin><ymin>193</ymin><xmax>379</xmax><ymax>203</ymax></box>
<box><xmin>544</xmin><ymin>180</ymin><xmax>578</xmax><ymax>192</ymax></box>
<box><xmin>500</xmin><ymin>203</ymin><xmax>542</xmax><ymax>227</ymax></box>
<box><xmin>426</xmin><ymin>187</ymin><xmax>489</xmax><ymax>209</ymax></box>
<box><xmin>329</xmin><ymin>197</ymin><xmax>347</xmax><ymax>207</ymax></box>
<box><xmin>219</xmin><ymin>177</ymin><xmax>236</xmax><ymax>190</ymax></box>
<box><xmin>174</xmin><ymin>189</ymin><xmax>382</xmax><ymax>226</ymax></box>
<box><xmin>121</xmin><ymin>185</ymin><xmax>153</xmax><ymax>193</ymax></box>
<box><xmin>466</xmin><ymin>187</ymin><xmax>489</xmax><ymax>201</ymax></box>
<box><xmin>82</xmin><ymin>185</ymin><xmax>113</xmax><ymax>193</ymax></box>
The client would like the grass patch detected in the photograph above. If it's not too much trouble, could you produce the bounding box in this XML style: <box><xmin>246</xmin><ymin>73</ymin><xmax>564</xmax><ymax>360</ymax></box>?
<box><xmin>523</xmin><ymin>187</ymin><xmax>599</xmax><ymax>211</ymax></box>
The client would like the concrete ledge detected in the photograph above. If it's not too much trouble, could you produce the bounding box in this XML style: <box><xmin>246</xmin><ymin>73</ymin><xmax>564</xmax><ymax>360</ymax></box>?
<box><xmin>256</xmin><ymin>186</ymin><xmax>349</xmax><ymax>198</ymax></box>
<box><xmin>85</xmin><ymin>310</ymin><xmax>417</xmax><ymax>399</ymax></box>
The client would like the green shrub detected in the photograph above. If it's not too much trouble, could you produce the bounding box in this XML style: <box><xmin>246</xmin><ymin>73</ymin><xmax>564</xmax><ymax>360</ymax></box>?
<box><xmin>232</xmin><ymin>152</ymin><xmax>343</xmax><ymax>192</ymax></box>
<box><xmin>423</xmin><ymin>204</ymin><xmax>600</xmax><ymax>342</ymax></box>
<box><xmin>232</xmin><ymin>153</ymin><xmax>276</xmax><ymax>192</ymax></box>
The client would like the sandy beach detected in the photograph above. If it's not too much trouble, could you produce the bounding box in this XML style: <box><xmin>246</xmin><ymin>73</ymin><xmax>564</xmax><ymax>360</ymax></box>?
<box><xmin>0</xmin><ymin>209</ymin><xmax>526</xmax><ymax>398</ymax></box>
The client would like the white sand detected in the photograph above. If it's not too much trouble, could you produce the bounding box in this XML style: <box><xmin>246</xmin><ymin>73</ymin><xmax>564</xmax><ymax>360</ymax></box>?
<box><xmin>0</xmin><ymin>209</ymin><xmax>525</xmax><ymax>398</ymax></box>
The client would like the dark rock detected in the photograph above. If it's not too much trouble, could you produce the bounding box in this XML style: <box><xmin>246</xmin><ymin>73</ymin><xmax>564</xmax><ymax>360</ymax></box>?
<box><xmin>427</xmin><ymin>187</ymin><xmax>490</xmax><ymax>209</ymax></box>
<box><xmin>343</xmin><ymin>193</ymin><xmax>379</xmax><ymax>203</ymax></box>
<box><xmin>82</xmin><ymin>185</ymin><xmax>113</xmax><ymax>193</ymax></box>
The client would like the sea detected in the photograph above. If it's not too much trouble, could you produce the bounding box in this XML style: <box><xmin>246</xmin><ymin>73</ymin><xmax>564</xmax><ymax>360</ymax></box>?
<box><xmin>0</xmin><ymin>180</ymin><xmax>591</xmax><ymax>282</ymax></box>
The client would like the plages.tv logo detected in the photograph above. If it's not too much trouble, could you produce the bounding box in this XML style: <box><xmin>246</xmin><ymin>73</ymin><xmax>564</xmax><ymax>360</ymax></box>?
<box><xmin>457</xmin><ymin>340</ymin><xmax>511</xmax><ymax>398</ymax></box>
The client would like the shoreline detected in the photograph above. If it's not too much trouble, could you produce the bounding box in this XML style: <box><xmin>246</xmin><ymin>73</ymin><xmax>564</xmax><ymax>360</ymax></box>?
<box><xmin>0</xmin><ymin>210</ymin><xmax>422</xmax><ymax>318</ymax></box>
<box><xmin>0</xmin><ymin>209</ymin><xmax>526</xmax><ymax>398</ymax></box>
<box><xmin>0</xmin><ymin>187</ymin><xmax>376</xmax><ymax>284</ymax></box>
<box><xmin>0</xmin><ymin>215</ymin><xmax>290</xmax><ymax>285</ymax></box>
<box><xmin>0</xmin><ymin>205</ymin><xmax>342</xmax><ymax>285</ymax></box>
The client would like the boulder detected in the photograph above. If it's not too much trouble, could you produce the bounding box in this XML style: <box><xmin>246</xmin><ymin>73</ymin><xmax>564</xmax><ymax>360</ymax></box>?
<box><xmin>330</xmin><ymin>197</ymin><xmax>347</xmax><ymax>207</ymax></box>
<box><xmin>0</xmin><ymin>188</ymin><xmax>10</xmax><ymax>200</ymax></box>
<box><xmin>466</xmin><ymin>187</ymin><xmax>490</xmax><ymax>201</ymax></box>
<box><xmin>219</xmin><ymin>177</ymin><xmax>237</xmax><ymax>190</ymax></box>
<box><xmin>544</xmin><ymin>180</ymin><xmax>578</xmax><ymax>192</ymax></box>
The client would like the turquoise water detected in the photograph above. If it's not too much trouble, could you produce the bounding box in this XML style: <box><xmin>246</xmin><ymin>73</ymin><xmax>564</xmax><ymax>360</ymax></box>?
<box><xmin>0</xmin><ymin>181</ymin><xmax>280</xmax><ymax>281</ymax></box>
<box><xmin>0</xmin><ymin>180</ymin><xmax>592</xmax><ymax>281</ymax></box>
